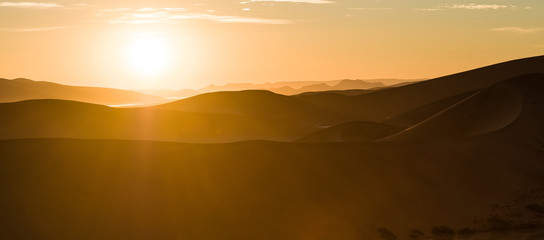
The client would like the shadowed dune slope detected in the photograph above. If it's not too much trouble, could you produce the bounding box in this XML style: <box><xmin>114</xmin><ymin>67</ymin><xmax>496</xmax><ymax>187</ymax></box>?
<box><xmin>0</xmin><ymin>99</ymin><xmax>316</xmax><ymax>142</ymax></box>
<box><xmin>296</xmin><ymin>121</ymin><xmax>404</xmax><ymax>142</ymax></box>
<box><xmin>381</xmin><ymin>73</ymin><xmax>543</xmax><ymax>142</ymax></box>
<box><xmin>0</xmin><ymin>135</ymin><xmax>543</xmax><ymax>240</ymax></box>
<box><xmin>0</xmin><ymin>78</ymin><xmax>164</xmax><ymax>105</ymax></box>
<box><xmin>154</xmin><ymin>90</ymin><xmax>354</xmax><ymax>125</ymax></box>
<box><xmin>297</xmin><ymin>55</ymin><xmax>544</xmax><ymax>122</ymax></box>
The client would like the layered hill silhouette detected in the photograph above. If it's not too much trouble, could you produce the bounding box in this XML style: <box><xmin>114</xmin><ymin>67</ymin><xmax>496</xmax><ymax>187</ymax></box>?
<box><xmin>1</xmin><ymin>55</ymin><xmax>543</xmax><ymax>143</ymax></box>
<box><xmin>1</xmin><ymin>55</ymin><xmax>544</xmax><ymax>240</ymax></box>
<box><xmin>141</xmin><ymin>79</ymin><xmax>401</xmax><ymax>98</ymax></box>
<box><xmin>0</xmin><ymin>78</ymin><xmax>164</xmax><ymax>105</ymax></box>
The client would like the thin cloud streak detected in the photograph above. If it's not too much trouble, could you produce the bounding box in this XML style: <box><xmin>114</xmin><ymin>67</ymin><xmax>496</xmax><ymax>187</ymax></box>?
<box><xmin>0</xmin><ymin>26</ymin><xmax>70</xmax><ymax>32</ymax></box>
<box><xmin>491</xmin><ymin>27</ymin><xmax>544</xmax><ymax>34</ymax></box>
<box><xmin>100</xmin><ymin>8</ymin><xmax>185</xmax><ymax>13</ymax></box>
<box><xmin>415</xmin><ymin>8</ymin><xmax>442</xmax><ymax>11</ymax></box>
<box><xmin>416</xmin><ymin>3</ymin><xmax>515</xmax><ymax>11</ymax></box>
<box><xmin>0</xmin><ymin>2</ymin><xmax>62</xmax><ymax>8</ymax></box>
<box><xmin>349</xmin><ymin>7</ymin><xmax>392</xmax><ymax>10</ymax></box>
<box><xmin>105</xmin><ymin>9</ymin><xmax>292</xmax><ymax>25</ymax></box>
<box><xmin>448</xmin><ymin>4</ymin><xmax>509</xmax><ymax>10</ymax></box>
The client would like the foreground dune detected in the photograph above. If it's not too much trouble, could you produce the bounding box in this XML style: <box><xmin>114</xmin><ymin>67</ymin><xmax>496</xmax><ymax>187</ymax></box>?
<box><xmin>1</xmin><ymin>135</ymin><xmax>543</xmax><ymax>239</ymax></box>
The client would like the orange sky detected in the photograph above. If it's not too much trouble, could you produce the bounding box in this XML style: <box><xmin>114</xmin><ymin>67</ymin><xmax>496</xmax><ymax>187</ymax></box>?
<box><xmin>1</xmin><ymin>0</ymin><xmax>543</xmax><ymax>89</ymax></box>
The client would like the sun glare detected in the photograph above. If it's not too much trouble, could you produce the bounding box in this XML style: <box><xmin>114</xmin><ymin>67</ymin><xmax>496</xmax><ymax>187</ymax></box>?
<box><xmin>125</xmin><ymin>34</ymin><xmax>172</xmax><ymax>78</ymax></box>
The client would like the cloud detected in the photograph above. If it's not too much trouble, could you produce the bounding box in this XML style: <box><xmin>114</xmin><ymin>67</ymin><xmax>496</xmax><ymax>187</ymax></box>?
<box><xmin>447</xmin><ymin>4</ymin><xmax>509</xmax><ymax>10</ymax></box>
<box><xmin>163</xmin><ymin>8</ymin><xmax>186</xmax><ymax>12</ymax></box>
<box><xmin>241</xmin><ymin>0</ymin><xmax>334</xmax><ymax>4</ymax></box>
<box><xmin>212</xmin><ymin>15</ymin><xmax>291</xmax><ymax>24</ymax></box>
<box><xmin>104</xmin><ymin>8</ymin><xmax>292</xmax><ymax>25</ymax></box>
<box><xmin>491</xmin><ymin>27</ymin><xmax>544</xmax><ymax>34</ymax></box>
<box><xmin>0</xmin><ymin>26</ymin><xmax>70</xmax><ymax>32</ymax></box>
<box><xmin>415</xmin><ymin>8</ymin><xmax>443</xmax><ymax>11</ymax></box>
<box><xmin>349</xmin><ymin>7</ymin><xmax>393</xmax><ymax>10</ymax></box>
<box><xmin>416</xmin><ymin>3</ymin><xmax>515</xmax><ymax>11</ymax></box>
<box><xmin>0</xmin><ymin>2</ymin><xmax>62</xmax><ymax>8</ymax></box>
<box><xmin>100</xmin><ymin>8</ymin><xmax>185</xmax><ymax>13</ymax></box>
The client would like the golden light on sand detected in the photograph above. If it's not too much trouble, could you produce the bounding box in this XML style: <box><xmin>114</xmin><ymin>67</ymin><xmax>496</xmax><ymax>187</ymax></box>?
<box><xmin>125</xmin><ymin>33</ymin><xmax>172</xmax><ymax>78</ymax></box>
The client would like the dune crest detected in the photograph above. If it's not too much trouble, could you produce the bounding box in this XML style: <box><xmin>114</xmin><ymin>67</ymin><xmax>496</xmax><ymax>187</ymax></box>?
<box><xmin>380</xmin><ymin>76</ymin><xmax>530</xmax><ymax>142</ymax></box>
<box><xmin>296</xmin><ymin>121</ymin><xmax>404</xmax><ymax>142</ymax></box>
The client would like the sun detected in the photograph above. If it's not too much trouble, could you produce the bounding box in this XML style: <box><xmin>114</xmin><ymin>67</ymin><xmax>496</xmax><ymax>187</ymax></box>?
<box><xmin>125</xmin><ymin>34</ymin><xmax>172</xmax><ymax>78</ymax></box>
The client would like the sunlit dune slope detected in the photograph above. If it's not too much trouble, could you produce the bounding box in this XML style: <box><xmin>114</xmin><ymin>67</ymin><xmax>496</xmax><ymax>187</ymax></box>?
<box><xmin>0</xmin><ymin>99</ymin><xmax>316</xmax><ymax>142</ymax></box>
<box><xmin>0</xmin><ymin>78</ymin><xmax>164</xmax><ymax>105</ymax></box>
<box><xmin>154</xmin><ymin>90</ymin><xmax>355</xmax><ymax>125</ymax></box>
<box><xmin>381</xmin><ymin>73</ymin><xmax>543</xmax><ymax>142</ymax></box>
<box><xmin>296</xmin><ymin>121</ymin><xmax>404</xmax><ymax>142</ymax></box>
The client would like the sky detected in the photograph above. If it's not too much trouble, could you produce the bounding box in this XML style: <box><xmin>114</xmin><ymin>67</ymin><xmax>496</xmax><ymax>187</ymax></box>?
<box><xmin>0</xmin><ymin>0</ymin><xmax>543</xmax><ymax>89</ymax></box>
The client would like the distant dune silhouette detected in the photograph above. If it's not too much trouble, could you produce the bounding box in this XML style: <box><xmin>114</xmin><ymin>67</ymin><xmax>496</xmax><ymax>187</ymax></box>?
<box><xmin>1</xmin><ymin>55</ymin><xmax>544</xmax><ymax>240</ymax></box>
<box><xmin>0</xmin><ymin>78</ymin><xmax>164</xmax><ymax>105</ymax></box>
<box><xmin>140</xmin><ymin>78</ymin><xmax>412</xmax><ymax>98</ymax></box>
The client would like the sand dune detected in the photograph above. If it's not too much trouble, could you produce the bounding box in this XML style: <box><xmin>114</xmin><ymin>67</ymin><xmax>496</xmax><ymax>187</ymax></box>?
<box><xmin>298</xmin><ymin>55</ymin><xmax>544</xmax><ymax>122</ymax></box>
<box><xmin>0</xmin><ymin>78</ymin><xmax>165</xmax><ymax>105</ymax></box>
<box><xmin>0</xmin><ymin>99</ymin><xmax>316</xmax><ymax>142</ymax></box>
<box><xmin>383</xmin><ymin>90</ymin><xmax>478</xmax><ymax>127</ymax></box>
<box><xmin>1</xmin><ymin>134</ymin><xmax>542</xmax><ymax>239</ymax></box>
<box><xmin>381</xmin><ymin>73</ymin><xmax>541</xmax><ymax>142</ymax></box>
<box><xmin>143</xmin><ymin>56</ymin><xmax>544</xmax><ymax>130</ymax></box>
<box><xmin>154</xmin><ymin>90</ymin><xmax>355</xmax><ymax>126</ymax></box>
<box><xmin>296</xmin><ymin>121</ymin><xmax>404</xmax><ymax>142</ymax></box>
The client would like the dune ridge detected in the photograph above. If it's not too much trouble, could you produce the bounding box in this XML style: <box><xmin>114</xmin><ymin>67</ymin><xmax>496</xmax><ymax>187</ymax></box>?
<box><xmin>380</xmin><ymin>73</ymin><xmax>541</xmax><ymax>142</ymax></box>
<box><xmin>0</xmin><ymin>78</ymin><xmax>165</xmax><ymax>105</ymax></box>
<box><xmin>0</xmin><ymin>99</ymin><xmax>317</xmax><ymax>142</ymax></box>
